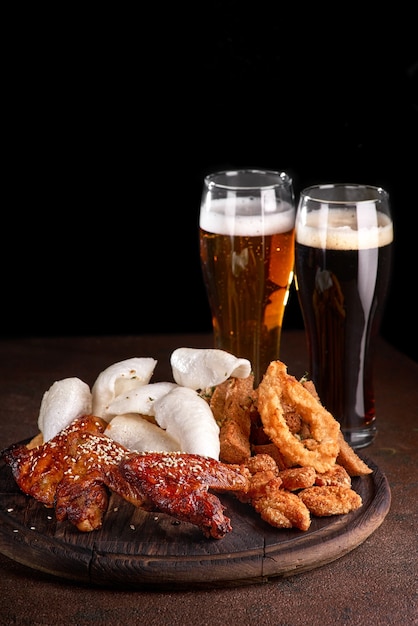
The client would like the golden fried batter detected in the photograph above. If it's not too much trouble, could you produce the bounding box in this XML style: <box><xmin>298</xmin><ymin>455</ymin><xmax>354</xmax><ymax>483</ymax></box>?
<box><xmin>235</xmin><ymin>454</ymin><xmax>279</xmax><ymax>503</ymax></box>
<box><xmin>207</xmin><ymin>379</ymin><xmax>229</xmax><ymax>425</ymax></box>
<box><xmin>315</xmin><ymin>464</ymin><xmax>352</xmax><ymax>488</ymax></box>
<box><xmin>250</xmin><ymin>443</ymin><xmax>289</xmax><ymax>470</ymax></box>
<box><xmin>253</xmin><ymin>481</ymin><xmax>311</xmax><ymax>531</ymax></box>
<box><xmin>210</xmin><ymin>376</ymin><xmax>255</xmax><ymax>464</ymax></box>
<box><xmin>235</xmin><ymin>455</ymin><xmax>311</xmax><ymax>531</ymax></box>
<box><xmin>299</xmin><ymin>485</ymin><xmax>362</xmax><ymax>517</ymax></box>
<box><xmin>236</xmin><ymin>470</ymin><xmax>280</xmax><ymax>503</ymax></box>
<box><xmin>280</xmin><ymin>400</ymin><xmax>303</xmax><ymax>434</ymax></box>
<box><xmin>301</xmin><ymin>379</ymin><xmax>320</xmax><ymax>401</ymax></box>
<box><xmin>336</xmin><ymin>432</ymin><xmax>373</xmax><ymax>476</ymax></box>
<box><xmin>219</xmin><ymin>419</ymin><xmax>251</xmax><ymax>464</ymax></box>
<box><xmin>258</xmin><ymin>361</ymin><xmax>340</xmax><ymax>473</ymax></box>
<box><xmin>278</xmin><ymin>466</ymin><xmax>317</xmax><ymax>491</ymax></box>
<box><xmin>244</xmin><ymin>453</ymin><xmax>279</xmax><ymax>475</ymax></box>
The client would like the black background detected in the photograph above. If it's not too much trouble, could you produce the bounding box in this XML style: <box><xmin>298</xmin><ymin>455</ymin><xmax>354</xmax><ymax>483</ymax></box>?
<box><xmin>4</xmin><ymin>6</ymin><xmax>418</xmax><ymax>362</ymax></box>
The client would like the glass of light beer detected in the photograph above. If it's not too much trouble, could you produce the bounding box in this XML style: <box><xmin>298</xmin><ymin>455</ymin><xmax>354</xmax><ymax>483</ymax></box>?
<box><xmin>294</xmin><ymin>183</ymin><xmax>394</xmax><ymax>448</ymax></box>
<box><xmin>199</xmin><ymin>169</ymin><xmax>296</xmax><ymax>385</ymax></box>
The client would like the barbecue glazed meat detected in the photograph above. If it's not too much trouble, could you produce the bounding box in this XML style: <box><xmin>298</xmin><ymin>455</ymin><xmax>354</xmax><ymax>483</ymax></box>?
<box><xmin>2</xmin><ymin>415</ymin><xmax>147</xmax><ymax>531</ymax></box>
<box><xmin>2</xmin><ymin>415</ymin><xmax>249</xmax><ymax>538</ymax></box>
<box><xmin>120</xmin><ymin>452</ymin><xmax>248</xmax><ymax>538</ymax></box>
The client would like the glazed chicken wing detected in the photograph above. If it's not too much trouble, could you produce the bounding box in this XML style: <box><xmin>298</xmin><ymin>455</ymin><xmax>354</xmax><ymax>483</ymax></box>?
<box><xmin>2</xmin><ymin>415</ymin><xmax>147</xmax><ymax>531</ymax></box>
<box><xmin>2</xmin><ymin>415</ymin><xmax>249</xmax><ymax>538</ymax></box>
<box><xmin>120</xmin><ymin>452</ymin><xmax>248</xmax><ymax>539</ymax></box>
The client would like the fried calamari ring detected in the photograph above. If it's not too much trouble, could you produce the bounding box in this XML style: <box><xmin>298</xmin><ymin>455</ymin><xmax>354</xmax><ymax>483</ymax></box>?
<box><xmin>258</xmin><ymin>360</ymin><xmax>340</xmax><ymax>473</ymax></box>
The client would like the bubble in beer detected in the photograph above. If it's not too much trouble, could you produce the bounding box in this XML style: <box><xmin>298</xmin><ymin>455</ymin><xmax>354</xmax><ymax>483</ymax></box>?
<box><xmin>199</xmin><ymin>194</ymin><xmax>296</xmax><ymax>385</ymax></box>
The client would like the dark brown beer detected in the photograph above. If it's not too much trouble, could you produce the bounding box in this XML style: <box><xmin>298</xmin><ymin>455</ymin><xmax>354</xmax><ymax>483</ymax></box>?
<box><xmin>295</xmin><ymin>207</ymin><xmax>393</xmax><ymax>448</ymax></box>
<box><xmin>200</xmin><ymin>198</ymin><xmax>295</xmax><ymax>385</ymax></box>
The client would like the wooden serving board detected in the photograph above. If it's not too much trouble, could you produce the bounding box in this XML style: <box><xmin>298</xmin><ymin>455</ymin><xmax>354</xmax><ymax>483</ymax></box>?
<box><xmin>0</xmin><ymin>452</ymin><xmax>390</xmax><ymax>589</ymax></box>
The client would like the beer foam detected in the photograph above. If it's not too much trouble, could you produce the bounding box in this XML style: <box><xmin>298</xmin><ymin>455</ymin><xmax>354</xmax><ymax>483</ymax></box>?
<box><xmin>200</xmin><ymin>198</ymin><xmax>295</xmax><ymax>236</ymax></box>
<box><xmin>296</xmin><ymin>207</ymin><xmax>393</xmax><ymax>250</ymax></box>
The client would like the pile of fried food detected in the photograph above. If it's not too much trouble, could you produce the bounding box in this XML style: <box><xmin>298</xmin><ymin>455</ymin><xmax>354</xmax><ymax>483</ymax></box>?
<box><xmin>2</xmin><ymin>349</ymin><xmax>372</xmax><ymax>540</ymax></box>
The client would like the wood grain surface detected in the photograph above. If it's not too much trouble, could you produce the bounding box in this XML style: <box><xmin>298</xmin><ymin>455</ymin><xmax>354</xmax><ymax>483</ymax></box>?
<box><xmin>0</xmin><ymin>451</ymin><xmax>390</xmax><ymax>589</ymax></box>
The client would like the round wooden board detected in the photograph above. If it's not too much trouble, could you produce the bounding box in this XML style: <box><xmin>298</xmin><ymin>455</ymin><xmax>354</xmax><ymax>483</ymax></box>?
<box><xmin>0</xmin><ymin>452</ymin><xmax>390</xmax><ymax>589</ymax></box>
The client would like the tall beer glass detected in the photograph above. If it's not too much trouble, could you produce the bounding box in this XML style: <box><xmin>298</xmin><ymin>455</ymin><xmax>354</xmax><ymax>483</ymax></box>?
<box><xmin>199</xmin><ymin>169</ymin><xmax>295</xmax><ymax>385</ymax></box>
<box><xmin>295</xmin><ymin>183</ymin><xmax>394</xmax><ymax>448</ymax></box>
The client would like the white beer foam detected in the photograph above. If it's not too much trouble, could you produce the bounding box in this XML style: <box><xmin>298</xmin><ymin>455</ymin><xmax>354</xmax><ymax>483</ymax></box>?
<box><xmin>200</xmin><ymin>197</ymin><xmax>295</xmax><ymax>236</ymax></box>
<box><xmin>296</xmin><ymin>207</ymin><xmax>393</xmax><ymax>250</ymax></box>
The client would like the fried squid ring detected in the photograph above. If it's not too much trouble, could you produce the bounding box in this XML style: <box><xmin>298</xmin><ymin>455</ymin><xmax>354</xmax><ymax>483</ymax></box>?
<box><xmin>257</xmin><ymin>360</ymin><xmax>340</xmax><ymax>473</ymax></box>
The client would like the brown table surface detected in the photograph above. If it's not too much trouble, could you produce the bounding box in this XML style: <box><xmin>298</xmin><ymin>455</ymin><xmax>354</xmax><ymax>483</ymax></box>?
<box><xmin>1</xmin><ymin>331</ymin><xmax>417</xmax><ymax>626</ymax></box>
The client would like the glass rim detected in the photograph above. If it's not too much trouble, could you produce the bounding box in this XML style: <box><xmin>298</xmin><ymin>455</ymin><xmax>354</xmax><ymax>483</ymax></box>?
<box><xmin>300</xmin><ymin>183</ymin><xmax>389</xmax><ymax>204</ymax></box>
<box><xmin>204</xmin><ymin>169</ymin><xmax>292</xmax><ymax>192</ymax></box>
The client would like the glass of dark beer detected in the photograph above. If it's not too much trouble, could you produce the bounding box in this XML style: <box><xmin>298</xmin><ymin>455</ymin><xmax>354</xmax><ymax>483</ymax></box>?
<box><xmin>199</xmin><ymin>169</ymin><xmax>296</xmax><ymax>386</ymax></box>
<box><xmin>294</xmin><ymin>183</ymin><xmax>394</xmax><ymax>448</ymax></box>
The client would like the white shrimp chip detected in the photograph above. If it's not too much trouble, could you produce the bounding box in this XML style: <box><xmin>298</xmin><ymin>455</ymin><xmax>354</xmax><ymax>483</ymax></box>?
<box><xmin>170</xmin><ymin>347</ymin><xmax>252</xmax><ymax>390</ymax></box>
<box><xmin>153</xmin><ymin>386</ymin><xmax>220</xmax><ymax>459</ymax></box>
<box><xmin>38</xmin><ymin>377</ymin><xmax>92</xmax><ymax>443</ymax></box>
<box><xmin>104</xmin><ymin>381</ymin><xmax>177</xmax><ymax>420</ymax></box>
<box><xmin>91</xmin><ymin>357</ymin><xmax>157</xmax><ymax>420</ymax></box>
<box><xmin>104</xmin><ymin>414</ymin><xmax>181</xmax><ymax>452</ymax></box>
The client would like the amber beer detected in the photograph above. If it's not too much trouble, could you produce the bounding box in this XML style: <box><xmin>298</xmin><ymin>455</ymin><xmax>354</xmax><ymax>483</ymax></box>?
<box><xmin>200</xmin><ymin>195</ymin><xmax>295</xmax><ymax>385</ymax></box>
<box><xmin>295</xmin><ymin>192</ymin><xmax>394</xmax><ymax>448</ymax></box>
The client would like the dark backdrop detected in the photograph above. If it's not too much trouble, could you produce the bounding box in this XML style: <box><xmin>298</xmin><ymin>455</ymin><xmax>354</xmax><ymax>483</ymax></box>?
<box><xmin>4</xmin><ymin>6</ymin><xmax>418</xmax><ymax>362</ymax></box>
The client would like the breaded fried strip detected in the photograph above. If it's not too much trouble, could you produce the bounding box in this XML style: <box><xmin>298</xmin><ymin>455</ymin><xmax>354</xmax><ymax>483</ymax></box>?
<box><xmin>315</xmin><ymin>464</ymin><xmax>352</xmax><ymax>488</ymax></box>
<box><xmin>211</xmin><ymin>376</ymin><xmax>255</xmax><ymax>464</ymax></box>
<box><xmin>244</xmin><ymin>453</ymin><xmax>279</xmax><ymax>475</ymax></box>
<box><xmin>235</xmin><ymin>454</ymin><xmax>279</xmax><ymax>503</ymax></box>
<box><xmin>219</xmin><ymin>419</ymin><xmax>251</xmax><ymax>464</ymax></box>
<box><xmin>238</xmin><ymin>470</ymin><xmax>280</xmax><ymax>502</ymax></box>
<box><xmin>278</xmin><ymin>466</ymin><xmax>317</xmax><ymax>491</ymax></box>
<box><xmin>208</xmin><ymin>379</ymin><xmax>229</xmax><ymax>425</ymax></box>
<box><xmin>251</xmin><ymin>443</ymin><xmax>289</xmax><ymax>470</ymax></box>
<box><xmin>299</xmin><ymin>485</ymin><xmax>362</xmax><ymax>516</ymax></box>
<box><xmin>253</xmin><ymin>483</ymin><xmax>311</xmax><ymax>531</ymax></box>
<box><xmin>336</xmin><ymin>432</ymin><xmax>373</xmax><ymax>476</ymax></box>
